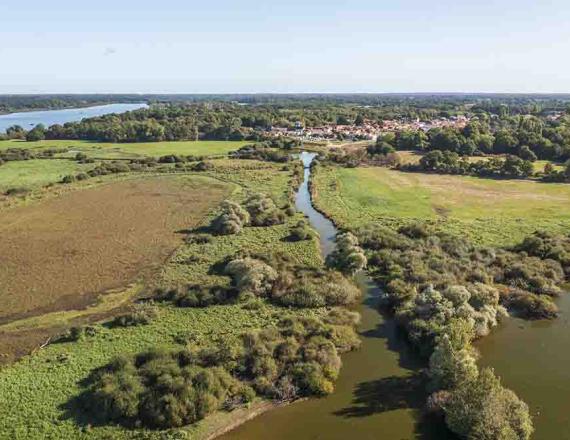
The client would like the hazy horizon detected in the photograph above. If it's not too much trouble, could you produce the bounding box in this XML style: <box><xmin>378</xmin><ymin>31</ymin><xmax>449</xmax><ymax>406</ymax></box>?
<box><xmin>2</xmin><ymin>0</ymin><xmax>570</xmax><ymax>94</ymax></box>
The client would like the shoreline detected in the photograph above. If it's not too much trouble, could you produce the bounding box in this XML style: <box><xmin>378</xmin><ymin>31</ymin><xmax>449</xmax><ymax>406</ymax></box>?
<box><xmin>206</xmin><ymin>399</ymin><xmax>305</xmax><ymax>440</ymax></box>
<box><xmin>0</xmin><ymin>102</ymin><xmax>147</xmax><ymax>117</ymax></box>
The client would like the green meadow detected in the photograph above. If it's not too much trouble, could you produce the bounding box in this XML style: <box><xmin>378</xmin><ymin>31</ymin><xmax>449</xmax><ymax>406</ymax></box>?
<box><xmin>0</xmin><ymin>159</ymin><xmax>95</xmax><ymax>192</ymax></box>
<box><xmin>0</xmin><ymin>139</ymin><xmax>248</xmax><ymax>158</ymax></box>
<box><xmin>313</xmin><ymin>165</ymin><xmax>570</xmax><ymax>246</ymax></box>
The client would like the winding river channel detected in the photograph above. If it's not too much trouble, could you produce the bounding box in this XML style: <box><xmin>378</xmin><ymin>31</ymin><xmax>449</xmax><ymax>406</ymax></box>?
<box><xmin>223</xmin><ymin>152</ymin><xmax>451</xmax><ymax>440</ymax></box>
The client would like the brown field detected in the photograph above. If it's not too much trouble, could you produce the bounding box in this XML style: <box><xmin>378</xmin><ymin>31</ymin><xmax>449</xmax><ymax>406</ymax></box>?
<box><xmin>0</xmin><ymin>176</ymin><xmax>228</xmax><ymax>326</ymax></box>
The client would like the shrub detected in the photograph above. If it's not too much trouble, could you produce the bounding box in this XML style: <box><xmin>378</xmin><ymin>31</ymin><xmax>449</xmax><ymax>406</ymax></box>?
<box><xmin>272</xmin><ymin>269</ymin><xmax>360</xmax><ymax>308</ymax></box>
<box><xmin>211</xmin><ymin>200</ymin><xmax>250</xmax><ymax>235</ymax></box>
<box><xmin>191</xmin><ymin>161</ymin><xmax>214</xmax><ymax>171</ymax></box>
<box><xmin>58</xmin><ymin>325</ymin><xmax>100</xmax><ymax>342</ymax></box>
<box><xmin>428</xmin><ymin>333</ymin><xmax>478</xmax><ymax>391</ymax></box>
<box><xmin>326</xmin><ymin>232</ymin><xmax>367</xmax><ymax>274</ymax></box>
<box><xmin>503</xmin><ymin>289</ymin><xmax>558</xmax><ymax>319</ymax></box>
<box><xmin>61</xmin><ymin>174</ymin><xmax>76</xmax><ymax>184</ymax></box>
<box><xmin>4</xmin><ymin>187</ymin><xmax>30</xmax><ymax>197</ymax></box>
<box><xmin>444</xmin><ymin>368</ymin><xmax>533</xmax><ymax>440</ymax></box>
<box><xmin>175</xmin><ymin>285</ymin><xmax>235</xmax><ymax>307</ymax></box>
<box><xmin>110</xmin><ymin>303</ymin><xmax>159</xmax><ymax>327</ymax></box>
<box><xmin>244</xmin><ymin>193</ymin><xmax>286</xmax><ymax>226</ymax></box>
<box><xmin>225</xmin><ymin>258</ymin><xmax>278</xmax><ymax>296</ymax></box>
<box><xmin>289</xmin><ymin>220</ymin><xmax>315</xmax><ymax>241</ymax></box>
<box><xmin>75</xmin><ymin>152</ymin><xmax>88</xmax><ymax>162</ymax></box>
<box><xmin>87</xmin><ymin>351</ymin><xmax>242</xmax><ymax>428</ymax></box>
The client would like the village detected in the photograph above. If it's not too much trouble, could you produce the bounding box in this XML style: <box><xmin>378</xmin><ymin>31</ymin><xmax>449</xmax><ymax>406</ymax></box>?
<box><xmin>268</xmin><ymin>115</ymin><xmax>470</xmax><ymax>141</ymax></box>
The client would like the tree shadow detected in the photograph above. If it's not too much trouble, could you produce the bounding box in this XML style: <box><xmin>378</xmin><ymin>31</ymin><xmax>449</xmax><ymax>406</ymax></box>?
<box><xmin>333</xmin><ymin>373</ymin><xmax>425</xmax><ymax>418</ymax></box>
<box><xmin>175</xmin><ymin>225</ymin><xmax>212</xmax><ymax>235</ymax></box>
<box><xmin>58</xmin><ymin>368</ymin><xmax>117</xmax><ymax>429</ymax></box>
<box><xmin>333</xmin><ymin>374</ymin><xmax>455</xmax><ymax>439</ymax></box>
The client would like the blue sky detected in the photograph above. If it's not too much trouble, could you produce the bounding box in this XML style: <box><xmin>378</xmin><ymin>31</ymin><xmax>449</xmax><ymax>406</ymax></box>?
<box><xmin>1</xmin><ymin>0</ymin><xmax>570</xmax><ymax>93</ymax></box>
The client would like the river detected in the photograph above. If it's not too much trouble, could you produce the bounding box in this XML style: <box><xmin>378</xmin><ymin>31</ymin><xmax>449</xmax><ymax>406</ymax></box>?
<box><xmin>0</xmin><ymin>103</ymin><xmax>147</xmax><ymax>133</ymax></box>
<box><xmin>477</xmin><ymin>289</ymin><xmax>570</xmax><ymax>439</ymax></box>
<box><xmin>222</xmin><ymin>152</ymin><xmax>451</xmax><ymax>440</ymax></box>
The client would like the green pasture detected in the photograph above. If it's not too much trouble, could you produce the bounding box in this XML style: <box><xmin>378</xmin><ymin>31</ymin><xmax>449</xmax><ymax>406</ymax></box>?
<box><xmin>313</xmin><ymin>165</ymin><xmax>570</xmax><ymax>246</ymax></box>
<box><xmin>0</xmin><ymin>159</ymin><xmax>94</xmax><ymax>192</ymax></box>
<box><xmin>0</xmin><ymin>139</ymin><xmax>248</xmax><ymax>158</ymax></box>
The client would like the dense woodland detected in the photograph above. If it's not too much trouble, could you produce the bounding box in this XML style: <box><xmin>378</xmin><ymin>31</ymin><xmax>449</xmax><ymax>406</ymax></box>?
<box><xmin>2</xmin><ymin>96</ymin><xmax>570</xmax><ymax>160</ymax></box>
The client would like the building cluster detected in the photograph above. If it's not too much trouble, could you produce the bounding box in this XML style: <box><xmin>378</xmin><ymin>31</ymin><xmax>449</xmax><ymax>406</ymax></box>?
<box><xmin>268</xmin><ymin>116</ymin><xmax>470</xmax><ymax>141</ymax></box>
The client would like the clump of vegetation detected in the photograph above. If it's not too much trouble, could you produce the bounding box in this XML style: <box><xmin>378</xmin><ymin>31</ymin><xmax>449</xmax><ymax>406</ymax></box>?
<box><xmin>244</xmin><ymin>193</ymin><xmax>286</xmax><ymax>226</ymax></box>
<box><xmin>230</xmin><ymin>143</ymin><xmax>291</xmax><ymax>162</ymax></box>
<box><xmin>84</xmin><ymin>349</ymin><xmax>249</xmax><ymax>429</ymax></box>
<box><xmin>353</xmin><ymin>222</ymin><xmax>568</xmax><ymax>438</ymax></box>
<box><xmin>225</xmin><ymin>258</ymin><xmax>279</xmax><ymax>296</ymax></box>
<box><xmin>224</xmin><ymin>253</ymin><xmax>361</xmax><ymax>308</ymax></box>
<box><xmin>402</xmin><ymin>150</ymin><xmax>535</xmax><ymax>179</ymax></box>
<box><xmin>514</xmin><ymin>230</ymin><xmax>570</xmax><ymax>276</ymax></box>
<box><xmin>326</xmin><ymin>231</ymin><xmax>367</xmax><ymax>274</ymax></box>
<box><xmin>58</xmin><ymin>325</ymin><xmax>101</xmax><ymax>343</ymax></box>
<box><xmin>110</xmin><ymin>303</ymin><xmax>159</xmax><ymax>328</ymax></box>
<box><xmin>4</xmin><ymin>186</ymin><xmax>30</xmax><ymax>197</ymax></box>
<box><xmin>211</xmin><ymin>200</ymin><xmax>250</xmax><ymax>235</ymax></box>
<box><xmin>444</xmin><ymin>367</ymin><xmax>533</xmax><ymax>439</ymax></box>
<box><xmin>360</xmin><ymin>224</ymin><xmax>568</xmax><ymax>323</ymax></box>
<box><xmin>156</xmin><ymin>285</ymin><xmax>237</xmax><ymax>308</ymax></box>
<box><xmin>190</xmin><ymin>160</ymin><xmax>215</xmax><ymax>171</ymax></box>
<box><xmin>288</xmin><ymin>219</ymin><xmax>316</xmax><ymax>241</ymax></box>
<box><xmin>80</xmin><ymin>310</ymin><xmax>359</xmax><ymax>429</ymax></box>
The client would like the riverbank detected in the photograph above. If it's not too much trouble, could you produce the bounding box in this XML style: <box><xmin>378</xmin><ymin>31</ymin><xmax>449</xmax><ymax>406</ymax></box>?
<box><xmin>220</xmin><ymin>152</ymin><xmax>446</xmax><ymax>440</ymax></box>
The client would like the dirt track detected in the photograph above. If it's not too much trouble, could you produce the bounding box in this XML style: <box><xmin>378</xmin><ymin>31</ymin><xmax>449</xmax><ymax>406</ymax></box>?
<box><xmin>0</xmin><ymin>176</ymin><xmax>227</xmax><ymax>325</ymax></box>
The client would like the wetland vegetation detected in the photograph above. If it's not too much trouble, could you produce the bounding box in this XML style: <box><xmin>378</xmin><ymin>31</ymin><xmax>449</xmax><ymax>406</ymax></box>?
<box><xmin>1</xmin><ymin>94</ymin><xmax>570</xmax><ymax>439</ymax></box>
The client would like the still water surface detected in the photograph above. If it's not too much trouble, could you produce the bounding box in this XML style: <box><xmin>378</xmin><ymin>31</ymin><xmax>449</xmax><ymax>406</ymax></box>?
<box><xmin>477</xmin><ymin>289</ymin><xmax>570</xmax><ymax>440</ymax></box>
<box><xmin>0</xmin><ymin>103</ymin><xmax>147</xmax><ymax>132</ymax></box>
<box><xmin>222</xmin><ymin>152</ymin><xmax>450</xmax><ymax>440</ymax></box>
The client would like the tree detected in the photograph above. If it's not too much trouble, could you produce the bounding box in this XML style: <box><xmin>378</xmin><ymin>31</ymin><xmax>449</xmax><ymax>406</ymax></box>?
<box><xmin>367</xmin><ymin>142</ymin><xmax>395</xmax><ymax>156</ymax></box>
<box><xmin>6</xmin><ymin>125</ymin><xmax>26</xmax><ymax>139</ymax></box>
<box><xmin>354</xmin><ymin>114</ymin><xmax>365</xmax><ymax>126</ymax></box>
<box><xmin>493</xmin><ymin>130</ymin><xmax>518</xmax><ymax>154</ymax></box>
<box><xmin>428</xmin><ymin>334</ymin><xmax>478</xmax><ymax>391</ymax></box>
<box><xmin>444</xmin><ymin>368</ymin><xmax>533</xmax><ymax>440</ymax></box>
<box><xmin>26</xmin><ymin>124</ymin><xmax>46</xmax><ymax>142</ymax></box>
<box><xmin>518</xmin><ymin>145</ymin><xmax>537</xmax><ymax>162</ymax></box>
<box><xmin>396</xmin><ymin>130</ymin><xmax>429</xmax><ymax>151</ymax></box>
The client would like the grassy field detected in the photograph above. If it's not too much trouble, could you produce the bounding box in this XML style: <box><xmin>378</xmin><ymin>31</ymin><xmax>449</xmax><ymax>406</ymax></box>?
<box><xmin>0</xmin><ymin>159</ymin><xmax>322</xmax><ymax>439</ymax></box>
<box><xmin>0</xmin><ymin>159</ymin><xmax>95</xmax><ymax>192</ymax></box>
<box><xmin>313</xmin><ymin>165</ymin><xmax>570</xmax><ymax>246</ymax></box>
<box><xmin>0</xmin><ymin>139</ymin><xmax>248</xmax><ymax>158</ymax></box>
<box><xmin>0</xmin><ymin>175</ymin><xmax>228</xmax><ymax>324</ymax></box>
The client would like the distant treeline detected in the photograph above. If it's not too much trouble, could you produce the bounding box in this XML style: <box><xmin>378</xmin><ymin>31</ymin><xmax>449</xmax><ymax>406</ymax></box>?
<box><xmin>0</xmin><ymin>95</ymin><xmax>148</xmax><ymax>114</ymax></box>
<box><xmin>371</xmin><ymin>112</ymin><xmax>570</xmax><ymax>163</ymax></box>
<box><xmin>2</xmin><ymin>97</ymin><xmax>570</xmax><ymax>148</ymax></box>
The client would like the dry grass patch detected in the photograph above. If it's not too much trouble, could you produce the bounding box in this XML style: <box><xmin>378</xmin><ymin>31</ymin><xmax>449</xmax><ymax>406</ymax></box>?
<box><xmin>0</xmin><ymin>175</ymin><xmax>229</xmax><ymax>325</ymax></box>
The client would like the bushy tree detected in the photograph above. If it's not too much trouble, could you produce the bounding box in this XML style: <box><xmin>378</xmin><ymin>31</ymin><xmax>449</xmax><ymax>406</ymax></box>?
<box><xmin>244</xmin><ymin>193</ymin><xmax>285</xmax><ymax>226</ymax></box>
<box><xmin>211</xmin><ymin>200</ymin><xmax>250</xmax><ymax>235</ymax></box>
<box><xmin>444</xmin><ymin>368</ymin><xmax>533</xmax><ymax>440</ymax></box>
<box><xmin>25</xmin><ymin>124</ymin><xmax>46</xmax><ymax>141</ymax></box>
<box><xmin>326</xmin><ymin>232</ymin><xmax>367</xmax><ymax>274</ymax></box>
<box><xmin>225</xmin><ymin>258</ymin><xmax>278</xmax><ymax>296</ymax></box>
<box><xmin>428</xmin><ymin>333</ymin><xmax>478</xmax><ymax>391</ymax></box>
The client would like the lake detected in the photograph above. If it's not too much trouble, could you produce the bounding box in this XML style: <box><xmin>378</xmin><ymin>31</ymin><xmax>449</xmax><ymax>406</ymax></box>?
<box><xmin>0</xmin><ymin>103</ymin><xmax>148</xmax><ymax>133</ymax></box>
